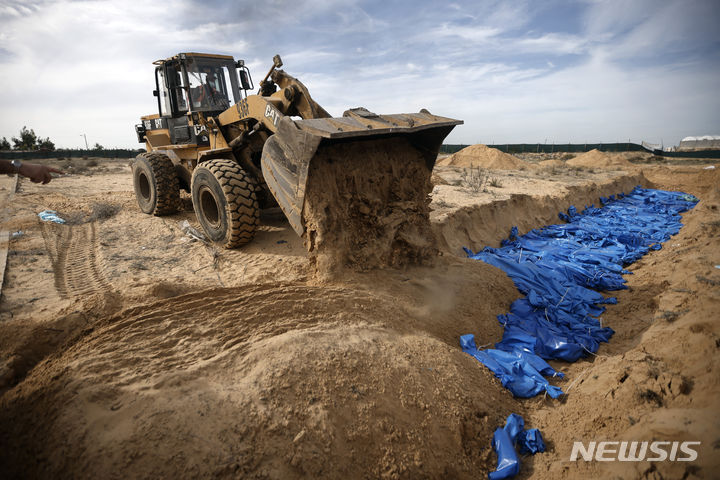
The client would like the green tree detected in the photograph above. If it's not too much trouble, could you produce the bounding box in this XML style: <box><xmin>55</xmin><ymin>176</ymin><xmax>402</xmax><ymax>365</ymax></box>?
<box><xmin>0</xmin><ymin>137</ymin><xmax>10</xmax><ymax>150</ymax></box>
<box><xmin>93</xmin><ymin>142</ymin><xmax>104</xmax><ymax>150</ymax></box>
<box><xmin>10</xmin><ymin>126</ymin><xmax>55</xmax><ymax>151</ymax></box>
<box><xmin>38</xmin><ymin>137</ymin><xmax>55</xmax><ymax>151</ymax></box>
<box><xmin>11</xmin><ymin>126</ymin><xmax>38</xmax><ymax>150</ymax></box>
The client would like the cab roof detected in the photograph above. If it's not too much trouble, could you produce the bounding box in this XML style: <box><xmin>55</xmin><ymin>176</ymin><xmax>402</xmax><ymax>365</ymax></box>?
<box><xmin>153</xmin><ymin>52</ymin><xmax>235</xmax><ymax>65</ymax></box>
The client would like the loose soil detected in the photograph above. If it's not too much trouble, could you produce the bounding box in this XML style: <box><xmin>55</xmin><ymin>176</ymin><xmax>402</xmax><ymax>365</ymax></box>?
<box><xmin>566</xmin><ymin>148</ymin><xmax>635</xmax><ymax>168</ymax></box>
<box><xmin>437</xmin><ymin>144</ymin><xmax>533</xmax><ymax>170</ymax></box>
<box><xmin>0</xmin><ymin>155</ymin><xmax>717</xmax><ymax>479</ymax></box>
<box><xmin>303</xmin><ymin>137</ymin><xmax>437</xmax><ymax>279</ymax></box>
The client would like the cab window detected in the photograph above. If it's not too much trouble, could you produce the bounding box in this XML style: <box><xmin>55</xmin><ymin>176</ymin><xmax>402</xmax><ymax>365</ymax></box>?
<box><xmin>186</xmin><ymin>60</ymin><xmax>233</xmax><ymax>111</ymax></box>
<box><xmin>156</xmin><ymin>63</ymin><xmax>189</xmax><ymax>116</ymax></box>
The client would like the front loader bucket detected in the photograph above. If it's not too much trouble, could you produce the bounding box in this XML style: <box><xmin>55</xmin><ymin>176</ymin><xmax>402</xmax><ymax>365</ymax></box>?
<box><xmin>261</xmin><ymin>108</ymin><xmax>462</xmax><ymax>276</ymax></box>
<box><xmin>261</xmin><ymin>108</ymin><xmax>462</xmax><ymax>236</ymax></box>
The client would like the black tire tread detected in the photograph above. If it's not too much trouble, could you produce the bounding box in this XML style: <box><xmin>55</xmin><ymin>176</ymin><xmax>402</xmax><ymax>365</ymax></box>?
<box><xmin>138</xmin><ymin>152</ymin><xmax>180</xmax><ymax>215</ymax></box>
<box><xmin>198</xmin><ymin>159</ymin><xmax>259</xmax><ymax>248</ymax></box>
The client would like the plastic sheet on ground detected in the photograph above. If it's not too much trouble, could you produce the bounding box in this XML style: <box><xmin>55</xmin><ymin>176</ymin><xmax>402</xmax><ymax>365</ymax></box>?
<box><xmin>489</xmin><ymin>413</ymin><xmax>545</xmax><ymax>480</ymax></box>
<box><xmin>38</xmin><ymin>210</ymin><xmax>66</xmax><ymax>224</ymax></box>
<box><xmin>461</xmin><ymin>186</ymin><xmax>697</xmax><ymax>398</ymax></box>
<box><xmin>460</xmin><ymin>335</ymin><xmax>563</xmax><ymax>398</ymax></box>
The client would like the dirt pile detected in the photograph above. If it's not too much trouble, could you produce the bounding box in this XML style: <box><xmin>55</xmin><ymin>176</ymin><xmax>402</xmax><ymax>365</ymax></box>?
<box><xmin>303</xmin><ymin>137</ymin><xmax>438</xmax><ymax>278</ymax></box>
<box><xmin>437</xmin><ymin>145</ymin><xmax>531</xmax><ymax>170</ymax></box>
<box><xmin>0</xmin><ymin>261</ymin><xmax>522</xmax><ymax>479</ymax></box>
<box><xmin>566</xmin><ymin>149</ymin><xmax>633</xmax><ymax>168</ymax></box>
<box><xmin>616</xmin><ymin>150</ymin><xmax>656</xmax><ymax>162</ymax></box>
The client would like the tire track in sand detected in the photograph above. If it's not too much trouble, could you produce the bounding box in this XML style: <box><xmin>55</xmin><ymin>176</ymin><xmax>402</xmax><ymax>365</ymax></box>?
<box><xmin>41</xmin><ymin>221</ymin><xmax>112</xmax><ymax>298</ymax></box>
<box><xmin>71</xmin><ymin>283</ymin><xmax>388</xmax><ymax>385</ymax></box>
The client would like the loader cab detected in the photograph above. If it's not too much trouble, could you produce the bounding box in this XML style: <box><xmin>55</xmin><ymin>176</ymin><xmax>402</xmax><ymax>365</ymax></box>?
<box><xmin>154</xmin><ymin>53</ymin><xmax>246</xmax><ymax>118</ymax></box>
<box><xmin>150</xmin><ymin>53</ymin><xmax>253</xmax><ymax>145</ymax></box>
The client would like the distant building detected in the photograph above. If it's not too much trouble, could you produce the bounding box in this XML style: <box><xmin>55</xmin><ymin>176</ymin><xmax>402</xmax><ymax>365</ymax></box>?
<box><xmin>641</xmin><ymin>141</ymin><xmax>662</xmax><ymax>151</ymax></box>
<box><xmin>678</xmin><ymin>135</ymin><xmax>720</xmax><ymax>151</ymax></box>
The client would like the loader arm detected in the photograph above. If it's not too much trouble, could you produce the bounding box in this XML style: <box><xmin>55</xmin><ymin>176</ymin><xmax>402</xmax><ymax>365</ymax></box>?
<box><xmin>270</xmin><ymin>70</ymin><xmax>332</xmax><ymax>119</ymax></box>
<box><xmin>215</xmin><ymin>69</ymin><xmax>330</xmax><ymax>131</ymax></box>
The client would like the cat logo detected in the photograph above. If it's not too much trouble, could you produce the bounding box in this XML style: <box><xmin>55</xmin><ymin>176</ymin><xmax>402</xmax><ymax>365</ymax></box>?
<box><xmin>264</xmin><ymin>104</ymin><xmax>280</xmax><ymax>126</ymax></box>
<box><xmin>192</xmin><ymin>125</ymin><xmax>210</xmax><ymax>146</ymax></box>
<box><xmin>143</xmin><ymin>118</ymin><xmax>163</xmax><ymax>130</ymax></box>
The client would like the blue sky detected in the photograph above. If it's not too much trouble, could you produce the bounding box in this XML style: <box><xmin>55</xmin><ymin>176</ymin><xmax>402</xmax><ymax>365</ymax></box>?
<box><xmin>0</xmin><ymin>0</ymin><xmax>718</xmax><ymax>148</ymax></box>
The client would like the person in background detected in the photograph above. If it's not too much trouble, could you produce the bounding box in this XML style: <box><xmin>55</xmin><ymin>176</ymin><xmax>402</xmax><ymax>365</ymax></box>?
<box><xmin>0</xmin><ymin>159</ymin><xmax>63</xmax><ymax>184</ymax></box>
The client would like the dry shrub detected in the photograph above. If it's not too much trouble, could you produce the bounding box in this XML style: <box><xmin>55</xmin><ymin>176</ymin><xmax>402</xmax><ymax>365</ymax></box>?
<box><xmin>488</xmin><ymin>177</ymin><xmax>503</xmax><ymax>188</ymax></box>
<box><xmin>460</xmin><ymin>165</ymin><xmax>488</xmax><ymax>193</ymax></box>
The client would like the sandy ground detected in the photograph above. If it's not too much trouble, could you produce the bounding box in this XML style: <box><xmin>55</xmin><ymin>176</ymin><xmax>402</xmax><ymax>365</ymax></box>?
<box><xmin>0</xmin><ymin>153</ymin><xmax>717</xmax><ymax>479</ymax></box>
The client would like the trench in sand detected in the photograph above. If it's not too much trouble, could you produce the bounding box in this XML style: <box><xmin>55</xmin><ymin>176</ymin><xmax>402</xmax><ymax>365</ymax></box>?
<box><xmin>3</xmin><ymin>167</ymin><xmax>696</xmax><ymax>479</ymax></box>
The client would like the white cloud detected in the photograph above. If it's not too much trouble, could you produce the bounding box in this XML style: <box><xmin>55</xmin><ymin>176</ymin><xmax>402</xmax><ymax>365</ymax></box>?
<box><xmin>514</xmin><ymin>33</ymin><xmax>587</xmax><ymax>55</ymax></box>
<box><xmin>584</xmin><ymin>0</ymin><xmax>720</xmax><ymax>60</ymax></box>
<box><xmin>429</xmin><ymin>24</ymin><xmax>502</xmax><ymax>43</ymax></box>
<box><xmin>0</xmin><ymin>0</ymin><xmax>717</xmax><ymax>149</ymax></box>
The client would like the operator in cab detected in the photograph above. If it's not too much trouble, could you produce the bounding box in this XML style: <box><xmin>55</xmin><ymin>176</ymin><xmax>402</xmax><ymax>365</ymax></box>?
<box><xmin>193</xmin><ymin>70</ymin><xmax>229</xmax><ymax>110</ymax></box>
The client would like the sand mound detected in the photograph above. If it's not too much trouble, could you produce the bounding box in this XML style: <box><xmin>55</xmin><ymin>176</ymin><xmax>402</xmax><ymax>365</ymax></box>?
<box><xmin>303</xmin><ymin>137</ymin><xmax>438</xmax><ymax>278</ymax></box>
<box><xmin>615</xmin><ymin>151</ymin><xmax>655</xmax><ymax>162</ymax></box>
<box><xmin>566</xmin><ymin>149</ymin><xmax>633</xmax><ymax>168</ymax></box>
<box><xmin>437</xmin><ymin>145</ymin><xmax>531</xmax><ymax>170</ymax></box>
<box><xmin>0</xmin><ymin>263</ymin><xmax>521</xmax><ymax>479</ymax></box>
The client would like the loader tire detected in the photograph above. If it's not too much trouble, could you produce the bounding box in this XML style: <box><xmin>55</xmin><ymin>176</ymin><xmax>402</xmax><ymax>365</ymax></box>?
<box><xmin>191</xmin><ymin>159</ymin><xmax>259</xmax><ymax>248</ymax></box>
<box><xmin>133</xmin><ymin>152</ymin><xmax>179</xmax><ymax>215</ymax></box>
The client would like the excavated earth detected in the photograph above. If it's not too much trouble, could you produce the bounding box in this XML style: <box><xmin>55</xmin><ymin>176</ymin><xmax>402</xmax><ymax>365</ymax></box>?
<box><xmin>0</xmin><ymin>154</ymin><xmax>717</xmax><ymax>479</ymax></box>
<box><xmin>303</xmin><ymin>137</ymin><xmax>438</xmax><ymax>279</ymax></box>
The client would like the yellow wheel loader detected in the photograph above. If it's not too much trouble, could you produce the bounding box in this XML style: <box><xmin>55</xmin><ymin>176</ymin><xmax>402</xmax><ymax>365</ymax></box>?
<box><xmin>133</xmin><ymin>53</ymin><xmax>462</xmax><ymax>249</ymax></box>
